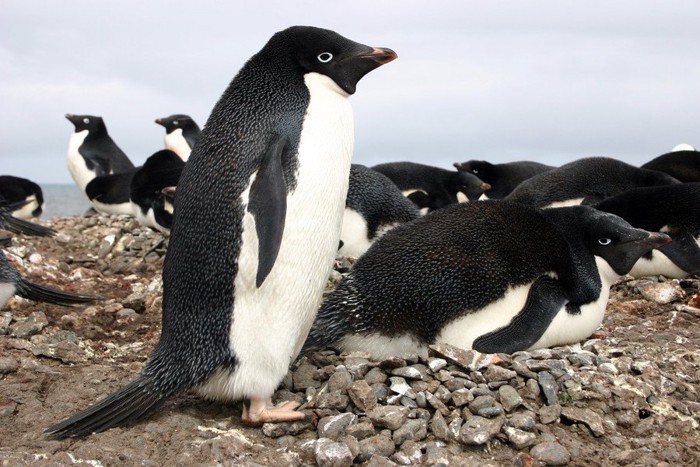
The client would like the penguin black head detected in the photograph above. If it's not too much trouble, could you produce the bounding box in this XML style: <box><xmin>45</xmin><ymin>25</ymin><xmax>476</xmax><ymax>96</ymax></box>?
<box><xmin>65</xmin><ymin>114</ymin><xmax>106</xmax><ymax>133</ymax></box>
<box><xmin>269</xmin><ymin>26</ymin><xmax>397</xmax><ymax>95</ymax></box>
<box><xmin>454</xmin><ymin>160</ymin><xmax>494</xmax><ymax>179</ymax></box>
<box><xmin>456</xmin><ymin>170</ymin><xmax>491</xmax><ymax>200</ymax></box>
<box><xmin>155</xmin><ymin>114</ymin><xmax>200</xmax><ymax>135</ymax></box>
<box><xmin>580</xmin><ymin>207</ymin><xmax>671</xmax><ymax>275</ymax></box>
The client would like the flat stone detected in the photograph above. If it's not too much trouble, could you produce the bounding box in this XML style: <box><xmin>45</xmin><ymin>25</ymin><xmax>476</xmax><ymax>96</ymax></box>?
<box><xmin>636</xmin><ymin>279</ymin><xmax>685</xmax><ymax>304</ymax></box>
<box><xmin>427</xmin><ymin>357</ymin><xmax>448</xmax><ymax>373</ymax></box>
<box><xmin>364</xmin><ymin>367</ymin><xmax>388</xmax><ymax>385</ymax></box>
<box><xmin>345</xmin><ymin>421</ymin><xmax>375</xmax><ymax>441</ymax></box>
<box><xmin>483</xmin><ymin>365</ymin><xmax>517</xmax><ymax>382</ymax></box>
<box><xmin>428</xmin><ymin>343</ymin><xmax>493</xmax><ymax>371</ymax></box>
<box><xmin>451</xmin><ymin>388</ymin><xmax>474</xmax><ymax>406</ymax></box>
<box><xmin>365</xmin><ymin>454</ymin><xmax>398</xmax><ymax>467</ymax></box>
<box><xmin>293</xmin><ymin>363</ymin><xmax>321</xmax><ymax>390</ymax></box>
<box><xmin>429</xmin><ymin>411</ymin><xmax>450</xmax><ymax>441</ymax></box>
<box><xmin>388</xmin><ymin>377</ymin><xmax>416</xmax><ymax>399</ymax></box>
<box><xmin>318</xmin><ymin>413</ymin><xmax>357</xmax><ymax>440</ymax></box>
<box><xmin>11</xmin><ymin>311</ymin><xmax>48</xmax><ymax>338</ymax></box>
<box><xmin>507</xmin><ymin>412</ymin><xmax>536</xmax><ymax>431</ymax></box>
<box><xmin>392</xmin><ymin>419</ymin><xmax>427</xmax><ymax>446</ymax></box>
<box><xmin>498</xmin><ymin>384</ymin><xmax>523</xmax><ymax>412</ymax></box>
<box><xmin>538</xmin><ymin>404</ymin><xmax>562</xmax><ymax>424</ymax></box>
<box><xmin>391</xmin><ymin>440</ymin><xmax>423</xmax><ymax>465</ymax></box>
<box><xmin>367</xmin><ymin>406</ymin><xmax>409</xmax><ymax>431</ymax></box>
<box><xmin>538</xmin><ymin>371</ymin><xmax>559</xmax><ymax>405</ymax></box>
<box><xmin>378</xmin><ymin>356</ymin><xmax>407</xmax><ymax>369</ymax></box>
<box><xmin>530</xmin><ymin>442</ymin><xmax>571</xmax><ymax>466</ymax></box>
<box><xmin>262</xmin><ymin>418</ymin><xmax>313</xmax><ymax>438</ymax></box>
<box><xmin>357</xmin><ymin>434</ymin><xmax>395</xmax><ymax>463</ymax></box>
<box><xmin>390</xmin><ymin>365</ymin><xmax>426</xmax><ymax>381</ymax></box>
<box><xmin>327</xmin><ymin>370</ymin><xmax>353</xmax><ymax>392</ymax></box>
<box><xmin>561</xmin><ymin>406</ymin><xmax>605</xmax><ymax>437</ymax></box>
<box><xmin>344</xmin><ymin>357</ymin><xmax>371</xmax><ymax>378</ymax></box>
<box><xmin>0</xmin><ymin>312</ymin><xmax>12</xmax><ymax>335</ymax></box>
<box><xmin>468</xmin><ymin>395</ymin><xmax>496</xmax><ymax>414</ymax></box>
<box><xmin>347</xmin><ymin>380</ymin><xmax>378</xmax><ymax>412</ymax></box>
<box><xmin>504</xmin><ymin>426</ymin><xmax>537</xmax><ymax>449</ymax></box>
<box><xmin>424</xmin><ymin>391</ymin><xmax>450</xmax><ymax>416</ymax></box>
<box><xmin>459</xmin><ymin>415</ymin><xmax>504</xmax><ymax>446</ymax></box>
<box><xmin>315</xmin><ymin>438</ymin><xmax>354</xmax><ymax>467</ymax></box>
<box><xmin>0</xmin><ymin>357</ymin><xmax>20</xmax><ymax>374</ymax></box>
<box><xmin>316</xmin><ymin>392</ymin><xmax>350</xmax><ymax>411</ymax></box>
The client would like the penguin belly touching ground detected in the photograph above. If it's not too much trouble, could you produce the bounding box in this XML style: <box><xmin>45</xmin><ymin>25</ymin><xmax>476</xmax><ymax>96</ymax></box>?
<box><xmin>372</xmin><ymin>161</ymin><xmax>490</xmax><ymax>212</ymax></box>
<box><xmin>155</xmin><ymin>114</ymin><xmax>201</xmax><ymax>161</ymax></box>
<box><xmin>65</xmin><ymin>114</ymin><xmax>135</xmax><ymax>194</ymax></box>
<box><xmin>595</xmin><ymin>183</ymin><xmax>700</xmax><ymax>278</ymax></box>
<box><xmin>641</xmin><ymin>148</ymin><xmax>700</xmax><ymax>182</ymax></box>
<box><xmin>130</xmin><ymin>150</ymin><xmax>185</xmax><ymax>233</ymax></box>
<box><xmin>0</xmin><ymin>175</ymin><xmax>45</xmax><ymax>219</ymax></box>
<box><xmin>302</xmin><ymin>201</ymin><xmax>669</xmax><ymax>359</ymax></box>
<box><xmin>506</xmin><ymin>157</ymin><xmax>681</xmax><ymax>208</ymax></box>
<box><xmin>0</xmin><ymin>249</ymin><xmax>98</xmax><ymax>308</ymax></box>
<box><xmin>453</xmin><ymin>160</ymin><xmax>554</xmax><ymax>199</ymax></box>
<box><xmin>46</xmin><ymin>25</ymin><xmax>396</xmax><ymax>438</ymax></box>
<box><xmin>84</xmin><ymin>172</ymin><xmax>136</xmax><ymax>215</ymax></box>
<box><xmin>339</xmin><ymin>164</ymin><xmax>421</xmax><ymax>258</ymax></box>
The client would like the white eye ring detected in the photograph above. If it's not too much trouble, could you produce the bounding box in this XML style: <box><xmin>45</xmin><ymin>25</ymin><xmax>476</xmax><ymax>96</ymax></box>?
<box><xmin>173</xmin><ymin>120</ymin><xmax>179</xmax><ymax>126</ymax></box>
<box><xmin>83</xmin><ymin>118</ymin><xmax>90</xmax><ymax>124</ymax></box>
<box><xmin>317</xmin><ymin>52</ymin><xmax>333</xmax><ymax>63</ymax></box>
<box><xmin>598</xmin><ymin>238</ymin><xmax>612</xmax><ymax>245</ymax></box>
<box><xmin>472</xmin><ymin>169</ymin><xmax>479</xmax><ymax>174</ymax></box>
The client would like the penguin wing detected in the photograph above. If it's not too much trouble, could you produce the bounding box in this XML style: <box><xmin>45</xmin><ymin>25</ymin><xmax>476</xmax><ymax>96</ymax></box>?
<box><xmin>472</xmin><ymin>276</ymin><xmax>567</xmax><ymax>354</ymax></box>
<box><xmin>16</xmin><ymin>277</ymin><xmax>100</xmax><ymax>305</ymax></box>
<box><xmin>80</xmin><ymin>149</ymin><xmax>113</xmax><ymax>177</ymax></box>
<box><xmin>658</xmin><ymin>231</ymin><xmax>700</xmax><ymax>275</ymax></box>
<box><xmin>247</xmin><ymin>135</ymin><xmax>288</xmax><ymax>288</ymax></box>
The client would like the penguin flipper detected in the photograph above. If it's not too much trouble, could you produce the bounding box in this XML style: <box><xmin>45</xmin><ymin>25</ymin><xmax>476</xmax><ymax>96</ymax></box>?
<box><xmin>0</xmin><ymin>213</ymin><xmax>56</xmax><ymax>237</ymax></box>
<box><xmin>472</xmin><ymin>276</ymin><xmax>567</xmax><ymax>354</ymax></box>
<box><xmin>658</xmin><ymin>231</ymin><xmax>700</xmax><ymax>275</ymax></box>
<box><xmin>45</xmin><ymin>376</ymin><xmax>165</xmax><ymax>439</ymax></box>
<box><xmin>248</xmin><ymin>135</ymin><xmax>288</xmax><ymax>288</ymax></box>
<box><xmin>16</xmin><ymin>278</ymin><xmax>100</xmax><ymax>305</ymax></box>
<box><xmin>80</xmin><ymin>149</ymin><xmax>112</xmax><ymax>177</ymax></box>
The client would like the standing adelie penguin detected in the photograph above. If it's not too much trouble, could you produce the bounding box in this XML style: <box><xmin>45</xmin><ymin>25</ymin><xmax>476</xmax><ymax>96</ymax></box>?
<box><xmin>641</xmin><ymin>148</ymin><xmax>700</xmax><ymax>183</ymax></box>
<box><xmin>453</xmin><ymin>160</ymin><xmax>554</xmax><ymax>199</ymax></box>
<box><xmin>46</xmin><ymin>26</ymin><xmax>396</xmax><ymax>438</ymax></box>
<box><xmin>130</xmin><ymin>149</ymin><xmax>185</xmax><ymax>233</ymax></box>
<box><xmin>340</xmin><ymin>164</ymin><xmax>421</xmax><ymax>258</ymax></box>
<box><xmin>506</xmin><ymin>157</ymin><xmax>681</xmax><ymax>208</ymax></box>
<box><xmin>0</xmin><ymin>175</ymin><xmax>45</xmax><ymax>219</ymax></box>
<box><xmin>595</xmin><ymin>183</ymin><xmax>700</xmax><ymax>278</ymax></box>
<box><xmin>372</xmin><ymin>161</ymin><xmax>491</xmax><ymax>212</ymax></box>
<box><xmin>155</xmin><ymin>114</ymin><xmax>201</xmax><ymax>161</ymax></box>
<box><xmin>303</xmin><ymin>201</ymin><xmax>669</xmax><ymax>359</ymax></box>
<box><xmin>65</xmin><ymin>114</ymin><xmax>135</xmax><ymax>195</ymax></box>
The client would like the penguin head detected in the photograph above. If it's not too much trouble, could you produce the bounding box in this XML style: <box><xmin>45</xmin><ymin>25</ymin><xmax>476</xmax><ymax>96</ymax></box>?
<box><xmin>582</xmin><ymin>208</ymin><xmax>671</xmax><ymax>275</ymax></box>
<box><xmin>65</xmin><ymin>114</ymin><xmax>106</xmax><ymax>133</ymax></box>
<box><xmin>155</xmin><ymin>114</ymin><xmax>199</xmax><ymax>134</ymax></box>
<box><xmin>456</xmin><ymin>170</ymin><xmax>491</xmax><ymax>200</ymax></box>
<box><xmin>272</xmin><ymin>26</ymin><xmax>397</xmax><ymax>95</ymax></box>
<box><xmin>454</xmin><ymin>160</ymin><xmax>494</xmax><ymax>180</ymax></box>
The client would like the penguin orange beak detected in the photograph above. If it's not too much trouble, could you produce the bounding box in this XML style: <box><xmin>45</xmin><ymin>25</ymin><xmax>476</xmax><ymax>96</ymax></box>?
<box><xmin>155</xmin><ymin>118</ymin><xmax>164</xmax><ymax>126</ymax></box>
<box><xmin>644</xmin><ymin>232</ymin><xmax>672</xmax><ymax>248</ymax></box>
<box><xmin>361</xmin><ymin>47</ymin><xmax>398</xmax><ymax>65</ymax></box>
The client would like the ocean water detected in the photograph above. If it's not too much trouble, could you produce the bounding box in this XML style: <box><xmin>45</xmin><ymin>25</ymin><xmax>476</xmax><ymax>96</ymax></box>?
<box><xmin>41</xmin><ymin>184</ymin><xmax>92</xmax><ymax>218</ymax></box>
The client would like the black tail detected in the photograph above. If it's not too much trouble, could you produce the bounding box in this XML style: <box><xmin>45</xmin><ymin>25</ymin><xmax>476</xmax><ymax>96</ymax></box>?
<box><xmin>0</xmin><ymin>214</ymin><xmax>56</xmax><ymax>237</ymax></box>
<box><xmin>45</xmin><ymin>376</ymin><xmax>166</xmax><ymax>438</ymax></box>
<box><xmin>16</xmin><ymin>278</ymin><xmax>100</xmax><ymax>305</ymax></box>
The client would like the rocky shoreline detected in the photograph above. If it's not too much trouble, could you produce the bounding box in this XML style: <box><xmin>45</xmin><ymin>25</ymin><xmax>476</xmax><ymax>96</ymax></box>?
<box><xmin>0</xmin><ymin>214</ymin><xmax>698</xmax><ymax>466</ymax></box>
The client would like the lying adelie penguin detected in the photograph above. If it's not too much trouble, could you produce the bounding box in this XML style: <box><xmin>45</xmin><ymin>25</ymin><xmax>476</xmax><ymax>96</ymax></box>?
<box><xmin>302</xmin><ymin>201</ymin><xmax>669</xmax><ymax>359</ymax></box>
<box><xmin>0</xmin><ymin>196</ymin><xmax>55</xmax><ymax>237</ymax></box>
<box><xmin>453</xmin><ymin>160</ymin><xmax>554</xmax><ymax>199</ymax></box>
<box><xmin>46</xmin><ymin>25</ymin><xmax>396</xmax><ymax>438</ymax></box>
<box><xmin>0</xmin><ymin>175</ymin><xmax>45</xmax><ymax>219</ymax></box>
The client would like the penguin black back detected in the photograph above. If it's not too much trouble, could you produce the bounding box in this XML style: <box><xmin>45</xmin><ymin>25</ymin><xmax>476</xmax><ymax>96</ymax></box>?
<box><xmin>453</xmin><ymin>160</ymin><xmax>554</xmax><ymax>199</ymax></box>
<box><xmin>0</xmin><ymin>175</ymin><xmax>44</xmax><ymax>218</ymax></box>
<box><xmin>641</xmin><ymin>149</ymin><xmax>700</xmax><ymax>182</ymax></box>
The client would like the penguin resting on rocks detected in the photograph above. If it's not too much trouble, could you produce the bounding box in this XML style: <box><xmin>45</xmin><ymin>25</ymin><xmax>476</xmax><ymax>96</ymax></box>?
<box><xmin>0</xmin><ymin>175</ymin><xmax>45</xmax><ymax>219</ymax></box>
<box><xmin>46</xmin><ymin>25</ymin><xmax>396</xmax><ymax>438</ymax></box>
<box><xmin>302</xmin><ymin>201</ymin><xmax>669</xmax><ymax>359</ymax></box>
<box><xmin>453</xmin><ymin>160</ymin><xmax>554</xmax><ymax>199</ymax></box>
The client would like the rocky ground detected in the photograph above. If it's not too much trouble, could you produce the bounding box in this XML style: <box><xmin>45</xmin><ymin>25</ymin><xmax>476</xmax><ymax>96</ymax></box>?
<box><xmin>0</xmin><ymin>214</ymin><xmax>698</xmax><ymax>466</ymax></box>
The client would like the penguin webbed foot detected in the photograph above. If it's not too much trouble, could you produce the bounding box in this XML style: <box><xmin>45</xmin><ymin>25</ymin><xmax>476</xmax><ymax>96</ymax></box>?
<box><xmin>241</xmin><ymin>398</ymin><xmax>305</xmax><ymax>425</ymax></box>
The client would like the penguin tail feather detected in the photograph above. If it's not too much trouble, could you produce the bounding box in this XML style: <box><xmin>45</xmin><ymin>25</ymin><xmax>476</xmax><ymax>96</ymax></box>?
<box><xmin>16</xmin><ymin>278</ymin><xmax>100</xmax><ymax>305</ymax></box>
<box><xmin>3</xmin><ymin>215</ymin><xmax>56</xmax><ymax>237</ymax></box>
<box><xmin>45</xmin><ymin>376</ymin><xmax>166</xmax><ymax>439</ymax></box>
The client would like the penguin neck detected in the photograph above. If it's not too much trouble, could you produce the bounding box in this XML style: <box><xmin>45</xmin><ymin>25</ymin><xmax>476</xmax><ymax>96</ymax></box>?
<box><xmin>304</xmin><ymin>72</ymin><xmax>351</xmax><ymax>99</ymax></box>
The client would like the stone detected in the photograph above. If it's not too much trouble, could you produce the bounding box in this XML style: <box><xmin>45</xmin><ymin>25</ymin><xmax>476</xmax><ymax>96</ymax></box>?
<box><xmin>451</xmin><ymin>388</ymin><xmax>474</xmax><ymax>407</ymax></box>
<box><xmin>538</xmin><ymin>404</ymin><xmax>561</xmax><ymax>424</ymax></box>
<box><xmin>261</xmin><ymin>419</ymin><xmax>313</xmax><ymax>438</ymax></box>
<box><xmin>392</xmin><ymin>419</ymin><xmax>427</xmax><ymax>446</ymax></box>
<box><xmin>345</xmin><ymin>421</ymin><xmax>375</xmax><ymax>440</ymax></box>
<box><xmin>0</xmin><ymin>312</ymin><xmax>13</xmax><ymax>335</ymax></box>
<box><xmin>327</xmin><ymin>370</ymin><xmax>353</xmax><ymax>392</ymax></box>
<box><xmin>468</xmin><ymin>395</ymin><xmax>496</xmax><ymax>414</ymax></box>
<box><xmin>391</xmin><ymin>440</ymin><xmax>423</xmax><ymax>465</ymax></box>
<box><xmin>483</xmin><ymin>365</ymin><xmax>517</xmax><ymax>382</ymax></box>
<box><xmin>365</xmin><ymin>455</ymin><xmax>398</xmax><ymax>467</ymax></box>
<box><xmin>388</xmin><ymin>377</ymin><xmax>416</xmax><ymax>399</ymax></box>
<box><xmin>367</xmin><ymin>406</ymin><xmax>409</xmax><ymax>431</ymax></box>
<box><xmin>357</xmin><ymin>434</ymin><xmax>395</xmax><ymax>463</ymax></box>
<box><xmin>318</xmin><ymin>413</ymin><xmax>357</xmax><ymax>440</ymax></box>
<box><xmin>507</xmin><ymin>413</ymin><xmax>536</xmax><ymax>431</ymax></box>
<box><xmin>427</xmin><ymin>357</ymin><xmax>448</xmax><ymax>373</ymax></box>
<box><xmin>390</xmin><ymin>365</ymin><xmax>426</xmax><ymax>380</ymax></box>
<box><xmin>498</xmin><ymin>384</ymin><xmax>523</xmax><ymax>412</ymax></box>
<box><xmin>0</xmin><ymin>357</ymin><xmax>20</xmax><ymax>374</ymax></box>
<box><xmin>344</xmin><ymin>357</ymin><xmax>371</xmax><ymax>378</ymax></box>
<box><xmin>11</xmin><ymin>311</ymin><xmax>48</xmax><ymax>338</ymax></box>
<box><xmin>538</xmin><ymin>371</ymin><xmax>559</xmax><ymax>405</ymax></box>
<box><xmin>504</xmin><ymin>426</ymin><xmax>537</xmax><ymax>449</ymax></box>
<box><xmin>364</xmin><ymin>367</ymin><xmax>388</xmax><ymax>385</ymax></box>
<box><xmin>428</xmin><ymin>343</ymin><xmax>494</xmax><ymax>371</ymax></box>
<box><xmin>429</xmin><ymin>411</ymin><xmax>450</xmax><ymax>441</ymax></box>
<box><xmin>459</xmin><ymin>415</ymin><xmax>504</xmax><ymax>445</ymax></box>
<box><xmin>530</xmin><ymin>442</ymin><xmax>571</xmax><ymax>466</ymax></box>
<box><xmin>347</xmin><ymin>380</ymin><xmax>378</xmax><ymax>412</ymax></box>
<box><xmin>314</xmin><ymin>438</ymin><xmax>354</xmax><ymax>467</ymax></box>
<box><xmin>636</xmin><ymin>279</ymin><xmax>685</xmax><ymax>304</ymax></box>
<box><xmin>561</xmin><ymin>407</ymin><xmax>605</xmax><ymax>437</ymax></box>
<box><xmin>425</xmin><ymin>391</ymin><xmax>450</xmax><ymax>416</ymax></box>
<box><xmin>293</xmin><ymin>363</ymin><xmax>321</xmax><ymax>390</ymax></box>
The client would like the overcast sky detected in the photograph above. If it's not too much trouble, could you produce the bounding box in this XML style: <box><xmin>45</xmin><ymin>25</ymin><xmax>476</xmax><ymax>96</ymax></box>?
<box><xmin>1</xmin><ymin>1</ymin><xmax>699</xmax><ymax>184</ymax></box>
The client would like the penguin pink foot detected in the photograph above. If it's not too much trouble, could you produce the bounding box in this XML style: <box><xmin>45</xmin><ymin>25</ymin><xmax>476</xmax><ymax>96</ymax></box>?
<box><xmin>241</xmin><ymin>398</ymin><xmax>305</xmax><ymax>425</ymax></box>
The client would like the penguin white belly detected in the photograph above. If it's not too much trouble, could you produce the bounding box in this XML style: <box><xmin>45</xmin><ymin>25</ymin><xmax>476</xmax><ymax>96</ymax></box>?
<box><xmin>0</xmin><ymin>283</ymin><xmax>16</xmax><ymax>308</ymax></box>
<box><xmin>12</xmin><ymin>195</ymin><xmax>40</xmax><ymax>219</ymax></box>
<box><xmin>164</xmin><ymin>129</ymin><xmax>191</xmax><ymax>161</ymax></box>
<box><xmin>544</xmin><ymin>198</ymin><xmax>585</xmax><ymax>209</ymax></box>
<box><xmin>629</xmin><ymin>251</ymin><xmax>688</xmax><ymax>279</ymax></box>
<box><xmin>456</xmin><ymin>192</ymin><xmax>469</xmax><ymax>203</ymax></box>
<box><xmin>478</xmin><ymin>193</ymin><xmax>490</xmax><ymax>201</ymax></box>
<box><xmin>199</xmin><ymin>72</ymin><xmax>354</xmax><ymax>401</ymax></box>
<box><xmin>66</xmin><ymin>130</ymin><xmax>94</xmax><ymax>192</ymax></box>
<box><xmin>339</xmin><ymin>208</ymin><xmax>371</xmax><ymax>258</ymax></box>
<box><xmin>529</xmin><ymin>257</ymin><xmax>615</xmax><ymax>349</ymax></box>
<box><xmin>131</xmin><ymin>201</ymin><xmax>169</xmax><ymax>233</ymax></box>
<box><xmin>91</xmin><ymin>198</ymin><xmax>134</xmax><ymax>216</ymax></box>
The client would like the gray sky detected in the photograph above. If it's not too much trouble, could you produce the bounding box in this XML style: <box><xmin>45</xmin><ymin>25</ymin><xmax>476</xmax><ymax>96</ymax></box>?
<box><xmin>1</xmin><ymin>0</ymin><xmax>699</xmax><ymax>184</ymax></box>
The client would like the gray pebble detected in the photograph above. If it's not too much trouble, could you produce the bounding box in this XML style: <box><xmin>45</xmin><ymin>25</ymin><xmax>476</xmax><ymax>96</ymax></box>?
<box><xmin>392</xmin><ymin>419</ymin><xmax>427</xmax><ymax>446</ymax></box>
<box><xmin>294</xmin><ymin>363</ymin><xmax>321</xmax><ymax>390</ymax></box>
<box><xmin>345</xmin><ymin>421</ymin><xmax>375</xmax><ymax>440</ymax></box>
<box><xmin>347</xmin><ymin>380</ymin><xmax>377</xmax><ymax>412</ymax></box>
<box><xmin>327</xmin><ymin>370</ymin><xmax>353</xmax><ymax>393</ymax></box>
<box><xmin>315</xmin><ymin>438</ymin><xmax>354</xmax><ymax>467</ymax></box>
<box><xmin>367</xmin><ymin>406</ymin><xmax>409</xmax><ymax>431</ymax></box>
<box><xmin>429</xmin><ymin>411</ymin><xmax>450</xmax><ymax>441</ymax></box>
<box><xmin>365</xmin><ymin>367</ymin><xmax>388</xmax><ymax>385</ymax></box>
<box><xmin>537</xmin><ymin>371</ymin><xmax>559</xmax><ymax>405</ymax></box>
<box><xmin>11</xmin><ymin>311</ymin><xmax>48</xmax><ymax>338</ymax></box>
<box><xmin>530</xmin><ymin>441</ymin><xmax>571</xmax><ymax>465</ymax></box>
<box><xmin>538</xmin><ymin>404</ymin><xmax>562</xmax><ymax>424</ymax></box>
<box><xmin>504</xmin><ymin>426</ymin><xmax>537</xmax><ymax>449</ymax></box>
<box><xmin>459</xmin><ymin>415</ymin><xmax>504</xmax><ymax>445</ymax></box>
<box><xmin>357</xmin><ymin>434</ymin><xmax>395</xmax><ymax>463</ymax></box>
<box><xmin>451</xmin><ymin>388</ymin><xmax>474</xmax><ymax>407</ymax></box>
<box><xmin>498</xmin><ymin>384</ymin><xmax>523</xmax><ymax>412</ymax></box>
<box><xmin>484</xmin><ymin>365</ymin><xmax>517</xmax><ymax>382</ymax></box>
<box><xmin>561</xmin><ymin>406</ymin><xmax>605</xmax><ymax>437</ymax></box>
<box><xmin>0</xmin><ymin>357</ymin><xmax>20</xmax><ymax>374</ymax></box>
<box><xmin>427</xmin><ymin>357</ymin><xmax>447</xmax><ymax>373</ymax></box>
<box><xmin>318</xmin><ymin>413</ymin><xmax>357</xmax><ymax>440</ymax></box>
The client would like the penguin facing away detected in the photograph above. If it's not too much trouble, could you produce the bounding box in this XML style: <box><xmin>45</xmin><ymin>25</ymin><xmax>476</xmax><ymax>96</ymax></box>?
<box><xmin>595</xmin><ymin>183</ymin><xmax>700</xmax><ymax>278</ymax></box>
<box><xmin>340</xmin><ymin>164</ymin><xmax>421</xmax><ymax>258</ymax></box>
<box><xmin>65</xmin><ymin>114</ymin><xmax>135</xmax><ymax>194</ymax></box>
<box><xmin>46</xmin><ymin>26</ymin><xmax>397</xmax><ymax>438</ymax></box>
<box><xmin>0</xmin><ymin>175</ymin><xmax>45</xmax><ymax>219</ymax></box>
<box><xmin>130</xmin><ymin>149</ymin><xmax>186</xmax><ymax>233</ymax></box>
<box><xmin>453</xmin><ymin>160</ymin><xmax>554</xmax><ymax>199</ymax></box>
<box><xmin>84</xmin><ymin>171</ymin><xmax>136</xmax><ymax>216</ymax></box>
<box><xmin>641</xmin><ymin>149</ymin><xmax>700</xmax><ymax>183</ymax></box>
<box><xmin>372</xmin><ymin>161</ymin><xmax>491</xmax><ymax>212</ymax></box>
<box><xmin>506</xmin><ymin>156</ymin><xmax>681</xmax><ymax>208</ymax></box>
<box><xmin>0</xmin><ymin>249</ymin><xmax>98</xmax><ymax>308</ymax></box>
<box><xmin>302</xmin><ymin>201</ymin><xmax>669</xmax><ymax>360</ymax></box>
<box><xmin>155</xmin><ymin>114</ymin><xmax>202</xmax><ymax>161</ymax></box>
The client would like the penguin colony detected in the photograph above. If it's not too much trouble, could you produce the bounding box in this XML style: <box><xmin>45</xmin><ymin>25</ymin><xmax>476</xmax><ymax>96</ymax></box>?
<box><xmin>0</xmin><ymin>25</ymin><xmax>697</xmax><ymax>439</ymax></box>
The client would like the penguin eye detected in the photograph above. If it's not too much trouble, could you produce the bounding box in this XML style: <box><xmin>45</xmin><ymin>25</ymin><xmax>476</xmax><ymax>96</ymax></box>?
<box><xmin>598</xmin><ymin>238</ymin><xmax>612</xmax><ymax>246</ymax></box>
<box><xmin>173</xmin><ymin>120</ymin><xmax>179</xmax><ymax>126</ymax></box>
<box><xmin>83</xmin><ymin>118</ymin><xmax>90</xmax><ymax>124</ymax></box>
<box><xmin>317</xmin><ymin>52</ymin><xmax>333</xmax><ymax>63</ymax></box>
<box><xmin>472</xmin><ymin>169</ymin><xmax>479</xmax><ymax>174</ymax></box>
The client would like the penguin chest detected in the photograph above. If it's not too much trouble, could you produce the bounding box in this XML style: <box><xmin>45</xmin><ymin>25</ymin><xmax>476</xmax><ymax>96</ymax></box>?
<box><xmin>164</xmin><ymin>129</ymin><xmax>191</xmax><ymax>161</ymax></box>
<box><xmin>339</xmin><ymin>208</ymin><xmax>371</xmax><ymax>258</ymax></box>
<box><xmin>66</xmin><ymin>130</ymin><xmax>94</xmax><ymax>192</ymax></box>
<box><xmin>0</xmin><ymin>282</ymin><xmax>16</xmax><ymax>308</ymax></box>
<box><xmin>12</xmin><ymin>195</ymin><xmax>41</xmax><ymax>220</ymax></box>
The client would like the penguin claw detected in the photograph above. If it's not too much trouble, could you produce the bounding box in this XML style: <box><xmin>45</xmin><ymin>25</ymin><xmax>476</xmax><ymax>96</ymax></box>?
<box><xmin>241</xmin><ymin>399</ymin><xmax>305</xmax><ymax>425</ymax></box>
